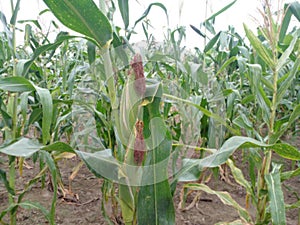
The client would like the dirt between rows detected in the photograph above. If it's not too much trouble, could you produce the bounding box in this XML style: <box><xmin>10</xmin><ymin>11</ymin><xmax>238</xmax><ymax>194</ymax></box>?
<box><xmin>0</xmin><ymin>135</ymin><xmax>299</xmax><ymax>225</ymax></box>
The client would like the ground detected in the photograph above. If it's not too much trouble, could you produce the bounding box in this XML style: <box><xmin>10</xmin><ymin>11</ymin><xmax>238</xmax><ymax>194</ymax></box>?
<box><xmin>0</xmin><ymin>135</ymin><xmax>299</xmax><ymax>225</ymax></box>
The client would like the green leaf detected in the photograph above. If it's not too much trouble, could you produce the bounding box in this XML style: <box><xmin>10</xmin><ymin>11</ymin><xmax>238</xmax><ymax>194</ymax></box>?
<box><xmin>0</xmin><ymin>138</ymin><xmax>42</xmax><ymax>157</ymax></box>
<box><xmin>175</xmin><ymin>136</ymin><xmax>300</xmax><ymax>183</ymax></box>
<box><xmin>76</xmin><ymin>149</ymin><xmax>120</xmax><ymax>181</ymax></box>
<box><xmin>204</xmin><ymin>31</ymin><xmax>221</xmax><ymax>52</ymax></box>
<box><xmin>185</xmin><ymin>183</ymin><xmax>253</xmax><ymax>224</ymax></box>
<box><xmin>270</xmin><ymin>104</ymin><xmax>300</xmax><ymax>143</ymax></box>
<box><xmin>41</xmin><ymin>142</ymin><xmax>75</xmax><ymax>153</ymax></box>
<box><xmin>272</xmin><ymin>143</ymin><xmax>300</xmax><ymax>160</ymax></box>
<box><xmin>43</xmin><ymin>0</ymin><xmax>112</xmax><ymax>48</ymax></box>
<box><xmin>0</xmin><ymin>201</ymin><xmax>50</xmax><ymax>223</ymax></box>
<box><xmin>277</xmin><ymin>31</ymin><xmax>298</xmax><ymax>71</ymax></box>
<box><xmin>87</xmin><ymin>41</ymin><xmax>96</xmax><ymax>65</ymax></box>
<box><xmin>0</xmin><ymin>169</ymin><xmax>15</xmax><ymax>195</ymax></box>
<box><xmin>289</xmin><ymin>1</ymin><xmax>300</xmax><ymax>22</ymax></box>
<box><xmin>1</xmin><ymin>77</ymin><xmax>53</xmax><ymax>145</ymax></box>
<box><xmin>216</xmin><ymin>56</ymin><xmax>237</xmax><ymax>76</ymax></box>
<box><xmin>226</xmin><ymin>159</ymin><xmax>254</xmax><ymax>198</ymax></box>
<box><xmin>34</xmin><ymin>85</ymin><xmax>53</xmax><ymax>144</ymax></box>
<box><xmin>118</xmin><ymin>0</ymin><xmax>129</xmax><ymax>29</ymax></box>
<box><xmin>244</xmin><ymin>24</ymin><xmax>275</xmax><ymax>68</ymax></box>
<box><xmin>277</xmin><ymin>57</ymin><xmax>300</xmax><ymax>105</ymax></box>
<box><xmin>164</xmin><ymin>94</ymin><xmax>240</xmax><ymax>135</ymax></box>
<box><xmin>281</xmin><ymin>167</ymin><xmax>300</xmax><ymax>181</ymax></box>
<box><xmin>204</xmin><ymin>0</ymin><xmax>237</xmax><ymax>22</ymax></box>
<box><xmin>137</xmin><ymin>83</ymin><xmax>175</xmax><ymax>225</ymax></box>
<box><xmin>190</xmin><ymin>24</ymin><xmax>206</xmax><ymax>38</ymax></box>
<box><xmin>19</xmin><ymin>201</ymin><xmax>51</xmax><ymax>222</ymax></box>
<box><xmin>133</xmin><ymin>3</ymin><xmax>168</xmax><ymax>28</ymax></box>
<box><xmin>0</xmin><ymin>77</ymin><xmax>35</xmax><ymax>92</ymax></box>
<box><xmin>41</xmin><ymin>151</ymin><xmax>57</xmax><ymax>224</ymax></box>
<box><xmin>10</xmin><ymin>0</ymin><xmax>21</xmax><ymax>26</ymax></box>
<box><xmin>247</xmin><ymin>64</ymin><xmax>271</xmax><ymax>125</ymax></box>
<box><xmin>21</xmin><ymin>34</ymin><xmax>75</xmax><ymax>76</ymax></box>
<box><xmin>286</xmin><ymin>199</ymin><xmax>300</xmax><ymax>210</ymax></box>
<box><xmin>265</xmin><ymin>166</ymin><xmax>286</xmax><ymax>225</ymax></box>
<box><xmin>279</xmin><ymin>4</ymin><xmax>292</xmax><ymax>43</ymax></box>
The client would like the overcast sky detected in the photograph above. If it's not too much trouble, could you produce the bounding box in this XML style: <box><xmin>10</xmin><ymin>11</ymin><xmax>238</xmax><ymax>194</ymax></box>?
<box><xmin>0</xmin><ymin>0</ymin><xmax>298</xmax><ymax>48</ymax></box>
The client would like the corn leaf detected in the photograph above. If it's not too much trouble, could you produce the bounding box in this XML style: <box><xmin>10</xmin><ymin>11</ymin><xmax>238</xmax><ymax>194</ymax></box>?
<box><xmin>277</xmin><ymin>57</ymin><xmax>300</xmax><ymax>106</ymax></box>
<box><xmin>0</xmin><ymin>138</ymin><xmax>42</xmax><ymax>157</ymax></box>
<box><xmin>0</xmin><ymin>77</ymin><xmax>35</xmax><ymax>92</ymax></box>
<box><xmin>10</xmin><ymin>0</ymin><xmax>21</xmax><ymax>26</ymax></box>
<box><xmin>134</xmin><ymin>3</ymin><xmax>168</xmax><ymax>27</ymax></box>
<box><xmin>271</xmin><ymin>143</ymin><xmax>300</xmax><ymax>160</ymax></box>
<box><xmin>244</xmin><ymin>24</ymin><xmax>275</xmax><ymax>68</ymax></box>
<box><xmin>226</xmin><ymin>159</ymin><xmax>254</xmax><ymax>198</ymax></box>
<box><xmin>277</xmin><ymin>31</ymin><xmax>298</xmax><ymax>71</ymax></box>
<box><xmin>0</xmin><ymin>169</ymin><xmax>15</xmax><ymax>195</ymax></box>
<box><xmin>0</xmin><ymin>201</ymin><xmax>50</xmax><ymax>223</ymax></box>
<box><xmin>137</xmin><ymin>83</ymin><xmax>175</xmax><ymax>225</ymax></box>
<box><xmin>265</xmin><ymin>165</ymin><xmax>286</xmax><ymax>225</ymax></box>
<box><xmin>204</xmin><ymin>0</ymin><xmax>237</xmax><ymax>22</ymax></box>
<box><xmin>41</xmin><ymin>142</ymin><xmax>75</xmax><ymax>153</ymax></box>
<box><xmin>118</xmin><ymin>0</ymin><xmax>129</xmax><ymax>29</ymax></box>
<box><xmin>289</xmin><ymin>1</ymin><xmax>300</xmax><ymax>21</ymax></box>
<box><xmin>43</xmin><ymin>0</ymin><xmax>112</xmax><ymax>48</ymax></box>
<box><xmin>76</xmin><ymin>149</ymin><xmax>120</xmax><ymax>181</ymax></box>
<box><xmin>176</xmin><ymin>136</ymin><xmax>300</xmax><ymax>183</ymax></box>
<box><xmin>281</xmin><ymin>167</ymin><xmax>300</xmax><ymax>181</ymax></box>
<box><xmin>270</xmin><ymin>103</ymin><xmax>300</xmax><ymax>143</ymax></box>
<box><xmin>21</xmin><ymin>34</ymin><xmax>76</xmax><ymax>76</ymax></box>
<box><xmin>34</xmin><ymin>85</ymin><xmax>53</xmax><ymax>144</ymax></box>
<box><xmin>185</xmin><ymin>183</ymin><xmax>253</xmax><ymax>224</ymax></box>
<box><xmin>216</xmin><ymin>56</ymin><xmax>237</xmax><ymax>76</ymax></box>
<box><xmin>204</xmin><ymin>31</ymin><xmax>221</xmax><ymax>52</ymax></box>
<box><xmin>40</xmin><ymin>151</ymin><xmax>57</xmax><ymax>224</ymax></box>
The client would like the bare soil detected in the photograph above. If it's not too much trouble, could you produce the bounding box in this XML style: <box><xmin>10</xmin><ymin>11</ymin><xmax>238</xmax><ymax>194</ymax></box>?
<box><xmin>0</xmin><ymin>135</ymin><xmax>299</xmax><ymax>225</ymax></box>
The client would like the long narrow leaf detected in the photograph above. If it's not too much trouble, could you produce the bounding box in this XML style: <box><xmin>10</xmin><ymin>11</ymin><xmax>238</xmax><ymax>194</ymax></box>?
<box><xmin>137</xmin><ymin>83</ymin><xmax>175</xmax><ymax>225</ymax></box>
<box><xmin>0</xmin><ymin>138</ymin><xmax>42</xmax><ymax>157</ymax></box>
<box><xmin>277</xmin><ymin>31</ymin><xmax>298</xmax><ymax>71</ymax></box>
<box><xmin>43</xmin><ymin>0</ymin><xmax>112</xmax><ymax>48</ymax></box>
<box><xmin>270</xmin><ymin>103</ymin><xmax>300</xmax><ymax>143</ymax></box>
<box><xmin>175</xmin><ymin>136</ymin><xmax>300</xmax><ymax>183</ymax></box>
<box><xmin>244</xmin><ymin>24</ymin><xmax>275</xmax><ymax>68</ymax></box>
<box><xmin>0</xmin><ymin>77</ymin><xmax>35</xmax><ymax>92</ymax></box>
<box><xmin>265</xmin><ymin>166</ymin><xmax>286</xmax><ymax>225</ymax></box>
<box><xmin>0</xmin><ymin>169</ymin><xmax>15</xmax><ymax>195</ymax></box>
<box><xmin>41</xmin><ymin>151</ymin><xmax>57</xmax><ymax>225</ymax></box>
<box><xmin>21</xmin><ymin>34</ymin><xmax>75</xmax><ymax>76</ymax></box>
<box><xmin>34</xmin><ymin>86</ymin><xmax>53</xmax><ymax>144</ymax></box>
<box><xmin>10</xmin><ymin>0</ymin><xmax>21</xmax><ymax>26</ymax></box>
<box><xmin>289</xmin><ymin>1</ymin><xmax>300</xmax><ymax>21</ymax></box>
<box><xmin>134</xmin><ymin>3</ymin><xmax>168</xmax><ymax>28</ymax></box>
<box><xmin>277</xmin><ymin>57</ymin><xmax>300</xmax><ymax>105</ymax></box>
<box><xmin>226</xmin><ymin>159</ymin><xmax>254</xmax><ymax>198</ymax></box>
<box><xmin>204</xmin><ymin>0</ymin><xmax>237</xmax><ymax>22</ymax></box>
<box><xmin>185</xmin><ymin>183</ymin><xmax>252</xmax><ymax>223</ymax></box>
<box><xmin>204</xmin><ymin>31</ymin><xmax>221</xmax><ymax>52</ymax></box>
<box><xmin>118</xmin><ymin>0</ymin><xmax>129</xmax><ymax>29</ymax></box>
<box><xmin>216</xmin><ymin>56</ymin><xmax>237</xmax><ymax>76</ymax></box>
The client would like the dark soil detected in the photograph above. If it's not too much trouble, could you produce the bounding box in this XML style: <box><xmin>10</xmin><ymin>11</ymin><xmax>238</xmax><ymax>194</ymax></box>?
<box><xmin>0</xmin><ymin>135</ymin><xmax>299</xmax><ymax>225</ymax></box>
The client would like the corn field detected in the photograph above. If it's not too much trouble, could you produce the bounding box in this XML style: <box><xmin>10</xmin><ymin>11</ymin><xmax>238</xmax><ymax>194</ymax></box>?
<box><xmin>0</xmin><ymin>0</ymin><xmax>300</xmax><ymax>224</ymax></box>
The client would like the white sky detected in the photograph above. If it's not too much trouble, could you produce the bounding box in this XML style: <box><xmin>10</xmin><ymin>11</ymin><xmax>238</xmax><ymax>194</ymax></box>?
<box><xmin>0</xmin><ymin>0</ymin><xmax>298</xmax><ymax>48</ymax></box>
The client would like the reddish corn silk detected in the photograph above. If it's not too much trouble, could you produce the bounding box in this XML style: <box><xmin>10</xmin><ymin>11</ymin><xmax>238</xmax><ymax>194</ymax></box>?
<box><xmin>134</xmin><ymin>120</ymin><xmax>146</xmax><ymax>166</ymax></box>
<box><xmin>130</xmin><ymin>54</ymin><xmax>146</xmax><ymax>96</ymax></box>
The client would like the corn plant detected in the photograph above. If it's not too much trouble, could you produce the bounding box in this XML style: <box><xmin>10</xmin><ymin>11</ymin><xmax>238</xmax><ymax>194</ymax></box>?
<box><xmin>183</xmin><ymin>1</ymin><xmax>300</xmax><ymax>224</ymax></box>
<box><xmin>0</xmin><ymin>0</ymin><xmax>299</xmax><ymax>225</ymax></box>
